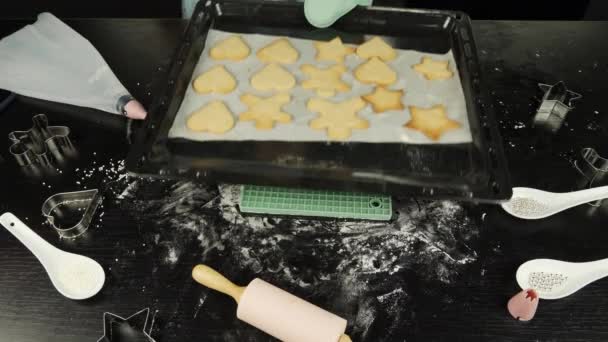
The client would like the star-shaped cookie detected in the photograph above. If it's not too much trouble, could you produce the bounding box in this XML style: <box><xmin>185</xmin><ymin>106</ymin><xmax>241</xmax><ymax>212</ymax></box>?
<box><xmin>301</xmin><ymin>64</ymin><xmax>350</xmax><ymax>97</ymax></box>
<box><xmin>239</xmin><ymin>93</ymin><xmax>293</xmax><ymax>130</ymax></box>
<box><xmin>404</xmin><ymin>105</ymin><xmax>461</xmax><ymax>140</ymax></box>
<box><xmin>308</xmin><ymin>97</ymin><xmax>369</xmax><ymax>140</ymax></box>
<box><xmin>412</xmin><ymin>57</ymin><xmax>454</xmax><ymax>80</ymax></box>
<box><xmin>313</xmin><ymin>37</ymin><xmax>355</xmax><ymax>63</ymax></box>
<box><xmin>362</xmin><ymin>87</ymin><xmax>405</xmax><ymax>113</ymax></box>
<box><xmin>356</xmin><ymin>36</ymin><xmax>397</xmax><ymax>61</ymax></box>
<box><xmin>354</xmin><ymin>57</ymin><xmax>397</xmax><ymax>86</ymax></box>
<box><xmin>257</xmin><ymin>38</ymin><xmax>299</xmax><ymax>64</ymax></box>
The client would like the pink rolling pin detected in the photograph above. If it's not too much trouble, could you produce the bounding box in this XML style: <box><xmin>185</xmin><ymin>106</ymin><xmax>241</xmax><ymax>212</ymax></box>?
<box><xmin>192</xmin><ymin>265</ymin><xmax>351</xmax><ymax>342</ymax></box>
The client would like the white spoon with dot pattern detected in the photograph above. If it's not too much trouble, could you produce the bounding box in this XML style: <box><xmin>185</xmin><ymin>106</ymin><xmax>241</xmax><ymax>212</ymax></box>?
<box><xmin>501</xmin><ymin>186</ymin><xmax>608</xmax><ymax>220</ymax></box>
<box><xmin>516</xmin><ymin>258</ymin><xmax>608</xmax><ymax>299</ymax></box>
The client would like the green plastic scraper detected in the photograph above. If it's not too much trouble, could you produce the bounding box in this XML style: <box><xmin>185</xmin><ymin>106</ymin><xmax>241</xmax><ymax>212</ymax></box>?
<box><xmin>239</xmin><ymin>185</ymin><xmax>392</xmax><ymax>221</ymax></box>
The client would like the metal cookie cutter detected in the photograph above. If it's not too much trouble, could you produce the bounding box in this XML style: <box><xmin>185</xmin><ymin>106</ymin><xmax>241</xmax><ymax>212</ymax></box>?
<box><xmin>8</xmin><ymin>114</ymin><xmax>74</xmax><ymax>166</ymax></box>
<box><xmin>97</xmin><ymin>308</ymin><xmax>157</xmax><ymax>342</ymax></box>
<box><xmin>534</xmin><ymin>81</ymin><xmax>582</xmax><ymax>133</ymax></box>
<box><xmin>41</xmin><ymin>189</ymin><xmax>103</xmax><ymax>239</ymax></box>
<box><xmin>574</xmin><ymin>147</ymin><xmax>608</xmax><ymax>207</ymax></box>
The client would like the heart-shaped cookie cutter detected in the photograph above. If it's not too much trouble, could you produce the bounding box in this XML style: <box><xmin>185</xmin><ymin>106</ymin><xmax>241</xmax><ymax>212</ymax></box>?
<box><xmin>574</xmin><ymin>147</ymin><xmax>608</xmax><ymax>207</ymax></box>
<box><xmin>41</xmin><ymin>189</ymin><xmax>103</xmax><ymax>239</ymax></box>
<box><xmin>8</xmin><ymin>114</ymin><xmax>74</xmax><ymax>166</ymax></box>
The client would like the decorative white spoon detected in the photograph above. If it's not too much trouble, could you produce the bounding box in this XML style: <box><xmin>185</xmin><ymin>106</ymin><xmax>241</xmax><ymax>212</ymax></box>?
<box><xmin>501</xmin><ymin>186</ymin><xmax>608</xmax><ymax>220</ymax></box>
<box><xmin>516</xmin><ymin>258</ymin><xmax>608</xmax><ymax>300</ymax></box>
<box><xmin>0</xmin><ymin>212</ymin><xmax>105</xmax><ymax>300</ymax></box>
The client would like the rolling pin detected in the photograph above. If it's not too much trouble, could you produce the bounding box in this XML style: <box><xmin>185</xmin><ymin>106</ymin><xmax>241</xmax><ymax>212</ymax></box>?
<box><xmin>192</xmin><ymin>264</ymin><xmax>351</xmax><ymax>342</ymax></box>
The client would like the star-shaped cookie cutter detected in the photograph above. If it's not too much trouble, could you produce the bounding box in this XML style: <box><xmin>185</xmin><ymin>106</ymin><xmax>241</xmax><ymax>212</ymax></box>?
<box><xmin>97</xmin><ymin>308</ymin><xmax>157</xmax><ymax>342</ymax></box>
<box><xmin>8</xmin><ymin>114</ymin><xmax>74</xmax><ymax>166</ymax></box>
<box><xmin>41</xmin><ymin>189</ymin><xmax>103</xmax><ymax>239</ymax></box>
<box><xmin>534</xmin><ymin>82</ymin><xmax>582</xmax><ymax>133</ymax></box>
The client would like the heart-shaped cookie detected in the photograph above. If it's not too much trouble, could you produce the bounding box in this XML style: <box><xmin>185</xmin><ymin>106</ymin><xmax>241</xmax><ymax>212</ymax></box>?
<box><xmin>210</xmin><ymin>35</ymin><xmax>251</xmax><ymax>61</ymax></box>
<box><xmin>250</xmin><ymin>63</ymin><xmax>296</xmax><ymax>92</ymax></box>
<box><xmin>193</xmin><ymin>65</ymin><xmax>237</xmax><ymax>94</ymax></box>
<box><xmin>257</xmin><ymin>38</ymin><xmax>299</xmax><ymax>64</ymax></box>
<box><xmin>356</xmin><ymin>36</ymin><xmax>397</xmax><ymax>61</ymax></box>
<box><xmin>186</xmin><ymin>101</ymin><xmax>235</xmax><ymax>134</ymax></box>
<box><xmin>354</xmin><ymin>57</ymin><xmax>397</xmax><ymax>86</ymax></box>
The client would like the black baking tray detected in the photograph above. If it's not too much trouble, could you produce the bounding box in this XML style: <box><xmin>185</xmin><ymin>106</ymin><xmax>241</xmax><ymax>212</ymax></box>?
<box><xmin>126</xmin><ymin>0</ymin><xmax>512</xmax><ymax>203</ymax></box>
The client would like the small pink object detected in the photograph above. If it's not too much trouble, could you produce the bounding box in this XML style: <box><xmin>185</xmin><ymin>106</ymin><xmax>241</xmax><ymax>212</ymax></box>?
<box><xmin>508</xmin><ymin>289</ymin><xmax>539</xmax><ymax>321</ymax></box>
<box><xmin>124</xmin><ymin>99</ymin><xmax>147</xmax><ymax>120</ymax></box>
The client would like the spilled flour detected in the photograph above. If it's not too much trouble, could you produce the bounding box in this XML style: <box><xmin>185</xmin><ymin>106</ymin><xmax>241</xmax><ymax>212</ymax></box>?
<box><xmin>112</xmin><ymin>178</ymin><xmax>481</xmax><ymax>341</ymax></box>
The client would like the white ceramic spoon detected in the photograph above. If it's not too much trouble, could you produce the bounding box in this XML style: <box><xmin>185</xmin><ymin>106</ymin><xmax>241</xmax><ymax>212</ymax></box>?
<box><xmin>0</xmin><ymin>212</ymin><xmax>105</xmax><ymax>300</ymax></box>
<box><xmin>516</xmin><ymin>258</ymin><xmax>608</xmax><ymax>300</ymax></box>
<box><xmin>501</xmin><ymin>186</ymin><xmax>608</xmax><ymax>220</ymax></box>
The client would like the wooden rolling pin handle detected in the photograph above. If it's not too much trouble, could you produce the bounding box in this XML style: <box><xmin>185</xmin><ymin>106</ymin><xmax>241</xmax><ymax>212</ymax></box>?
<box><xmin>339</xmin><ymin>334</ymin><xmax>352</xmax><ymax>342</ymax></box>
<box><xmin>192</xmin><ymin>264</ymin><xmax>245</xmax><ymax>304</ymax></box>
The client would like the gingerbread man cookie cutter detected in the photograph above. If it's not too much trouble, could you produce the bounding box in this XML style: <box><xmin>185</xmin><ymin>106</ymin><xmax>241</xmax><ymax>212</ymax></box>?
<box><xmin>8</xmin><ymin>114</ymin><xmax>75</xmax><ymax>166</ymax></box>
<box><xmin>574</xmin><ymin>147</ymin><xmax>608</xmax><ymax>207</ymax></box>
<box><xmin>534</xmin><ymin>81</ymin><xmax>582</xmax><ymax>133</ymax></box>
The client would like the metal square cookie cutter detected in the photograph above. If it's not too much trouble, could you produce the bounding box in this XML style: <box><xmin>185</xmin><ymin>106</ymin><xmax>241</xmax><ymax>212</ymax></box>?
<box><xmin>8</xmin><ymin>114</ymin><xmax>75</xmax><ymax>167</ymax></box>
<box><xmin>42</xmin><ymin>189</ymin><xmax>103</xmax><ymax>239</ymax></box>
<box><xmin>574</xmin><ymin>147</ymin><xmax>608</xmax><ymax>207</ymax></box>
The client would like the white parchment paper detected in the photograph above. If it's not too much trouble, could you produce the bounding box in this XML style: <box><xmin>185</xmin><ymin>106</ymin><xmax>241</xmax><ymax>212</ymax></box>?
<box><xmin>168</xmin><ymin>29</ymin><xmax>472</xmax><ymax>144</ymax></box>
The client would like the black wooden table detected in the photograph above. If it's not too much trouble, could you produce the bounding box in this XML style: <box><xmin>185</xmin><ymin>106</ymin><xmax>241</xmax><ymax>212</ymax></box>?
<box><xmin>0</xmin><ymin>19</ymin><xmax>607</xmax><ymax>342</ymax></box>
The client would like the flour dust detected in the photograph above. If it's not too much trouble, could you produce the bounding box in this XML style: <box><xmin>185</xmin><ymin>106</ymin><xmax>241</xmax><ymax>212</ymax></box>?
<box><xmin>112</xmin><ymin>178</ymin><xmax>481</xmax><ymax>341</ymax></box>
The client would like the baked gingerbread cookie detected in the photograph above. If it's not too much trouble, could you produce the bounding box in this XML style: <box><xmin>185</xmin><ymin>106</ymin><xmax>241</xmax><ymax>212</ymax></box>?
<box><xmin>354</xmin><ymin>57</ymin><xmax>397</xmax><ymax>86</ymax></box>
<box><xmin>186</xmin><ymin>101</ymin><xmax>235</xmax><ymax>134</ymax></box>
<box><xmin>313</xmin><ymin>37</ymin><xmax>355</xmax><ymax>63</ymax></box>
<box><xmin>362</xmin><ymin>87</ymin><xmax>405</xmax><ymax>113</ymax></box>
<box><xmin>301</xmin><ymin>64</ymin><xmax>350</xmax><ymax>97</ymax></box>
<box><xmin>356</xmin><ymin>36</ymin><xmax>397</xmax><ymax>61</ymax></box>
<box><xmin>404</xmin><ymin>104</ymin><xmax>460</xmax><ymax>140</ymax></box>
<box><xmin>412</xmin><ymin>57</ymin><xmax>454</xmax><ymax>80</ymax></box>
<box><xmin>250</xmin><ymin>63</ymin><xmax>296</xmax><ymax>92</ymax></box>
<box><xmin>257</xmin><ymin>38</ymin><xmax>299</xmax><ymax>64</ymax></box>
<box><xmin>209</xmin><ymin>35</ymin><xmax>251</xmax><ymax>61</ymax></box>
<box><xmin>193</xmin><ymin>65</ymin><xmax>237</xmax><ymax>94</ymax></box>
<box><xmin>308</xmin><ymin>97</ymin><xmax>369</xmax><ymax>140</ymax></box>
<box><xmin>239</xmin><ymin>93</ymin><xmax>293</xmax><ymax>130</ymax></box>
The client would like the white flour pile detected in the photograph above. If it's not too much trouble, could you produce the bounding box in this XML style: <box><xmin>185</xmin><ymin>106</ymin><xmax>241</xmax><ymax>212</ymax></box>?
<box><xmin>56</xmin><ymin>260</ymin><xmax>103</xmax><ymax>299</ymax></box>
<box><xmin>74</xmin><ymin>158</ymin><xmax>482</xmax><ymax>340</ymax></box>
